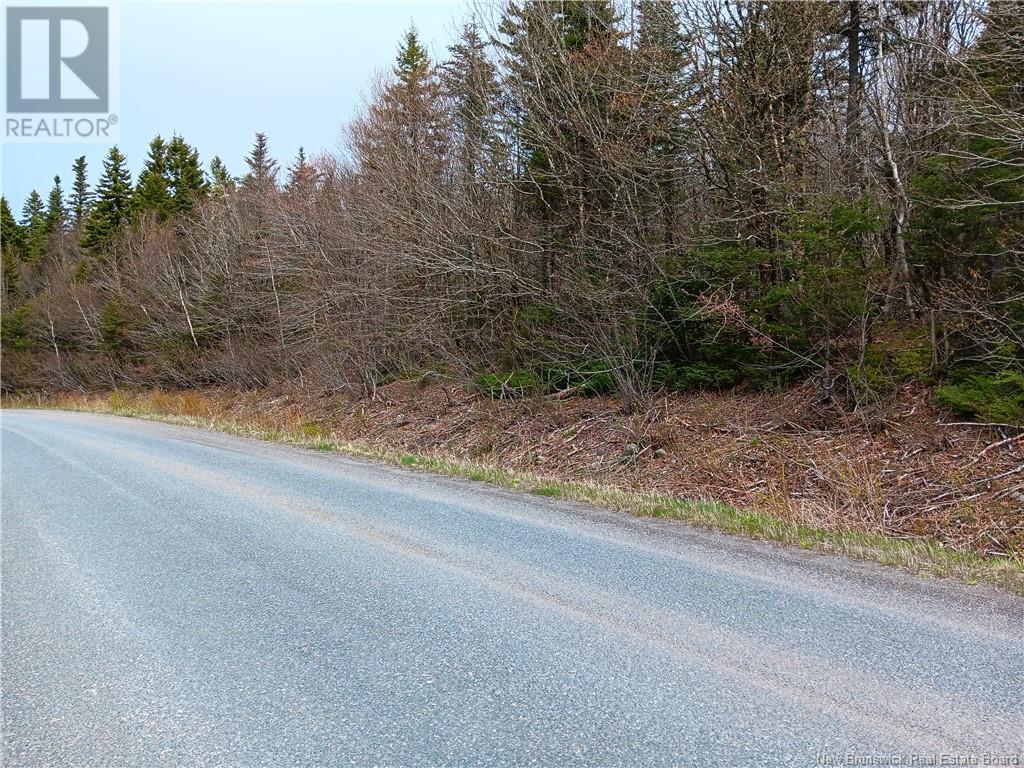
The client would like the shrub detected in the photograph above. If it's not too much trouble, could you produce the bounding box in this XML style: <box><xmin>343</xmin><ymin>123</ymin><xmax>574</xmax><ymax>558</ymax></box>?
<box><xmin>475</xmin><ymin>369</ymin><xmax>540</xmax><ymax>399</ymax></box>
<box><xmin>936</xmin><ymin>369</ymin><xmax>1024</xmax><ymax>425</ymax></box>
<box><xmin>540</xmin><ymin>361</ymin><xmax>616</xmax><ymax>396</ymax></box>
<box><xmin>98</xmin><ymin>298</ymin><xmax>135</xmax><ymax>356</ymax></box>
<box><xmin>654</xmin><ymin>361</ymin><xmax>737</xmax><ymax>391</ymax></box>
<box><xmin>0</xmin><ymin>305</ymin><xmax>31</xmax><ymax>351</ymax></box>
<box><xmin>846</xmin><ymin>326</ymin><xmax>934</xmax><ymax>395</ymax></box>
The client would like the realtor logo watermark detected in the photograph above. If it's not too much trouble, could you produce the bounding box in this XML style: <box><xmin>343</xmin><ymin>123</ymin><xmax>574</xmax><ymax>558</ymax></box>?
<box><xmin>4</xmin><ymin>2</ymin><xmax>119</xmax><ymax>141</ymax></box>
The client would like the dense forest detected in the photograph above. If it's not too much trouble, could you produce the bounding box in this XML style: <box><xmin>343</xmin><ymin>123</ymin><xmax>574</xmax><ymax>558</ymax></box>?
<box><xmin>2</xmin><ymin>0</ymin><xmax>1021</xmax><ymax>424</ymax></box>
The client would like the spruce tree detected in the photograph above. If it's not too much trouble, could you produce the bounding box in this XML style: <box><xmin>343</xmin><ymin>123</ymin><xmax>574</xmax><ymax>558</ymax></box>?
<box><xmin>635</xmin><ymin>0</ymin><xmax>689</xmax><ymax>245</ymax></box>
<box><xmin>70</xmin><ymin>155</ymin><xmax>92</xmax><ymax>226</ymax></box>
<box><xmin>243</xmin><ymin>132</ymin><xmax>278</xmax><ymax>189</ymax></box>
<box><xmin>287</xmin><ymin>146</ymin><xmax>307</xmax><ymax>180</ymax></box>
<box><xmin>167</xmin><ymin>135</ymin><xmax>207</xmax><ymax>215</ymax></box>
<box><xmin>133</xmin><ymin>136</ymin><xmax>173</xmax><ymax>219</ymax></box>
<box><xmin>386</xmin><ymin>27</ymin><xmax>446</xmax><ymax>166</ymax></box>
<box><xmin>20</xmin><ymin>191</ymin><xmax>44</xmax><ymax>229</ymax></box>
<box><xmin>395</xmin><ymin>26</ymin><xmax>431</xmax><ymax>86</ymax></box>
<box><xmin>45</xmin><ymin>175</ymin><xmax>67</xmax><ymax>234</ymax></box>
<box><xmin>497</xmin><ymin>0</ymin><xmax>625</xmax><ymax>283</ymax></box>
<box><xmin>1</xmin><ymin>196</ymin><xmax>24</xmax><ymax>258</ymax></box>
<box><xmin>0</xmin><ymin>250</ymin><xmax>18</xmax><ymax>298</ymax></box>
<box><xmin>81</xmin><ymin>146</ymin><xmax>133</xmax><ymax>255</ymax></box>
<box><xmin>0</xmin><ymin>197</ymin><xmax>19</xmax><ymax>294</ymax></box>
<box><xmin>909</xmin><ymin>2</ymin><xmax>1024</xmax><ymax>401</ymax></box>
<box><xmin>442</xmin><ymin>21</ymin><xmax>502</xmax><ymax>180</ymax></box>
<box><xmin>285</xmin><ymin>146</ymin><xmax>318</xmax><ymax>197</ymax></box>
<box><xmin>20</xmin><ymin>191</ymin><xmax>46</xmax><ymax>262</ymax></box>
<box><xmin>209</xmin><ymin>156</ymin><xmax>235</xmax><ymax>196</ymax></box>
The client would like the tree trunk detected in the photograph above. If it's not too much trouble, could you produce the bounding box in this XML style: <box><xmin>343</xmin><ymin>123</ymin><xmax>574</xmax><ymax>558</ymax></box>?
<box><xmin>845</xmin><ymin>0</ymin><xmax>862</xmax><ymax>190</ymax></box>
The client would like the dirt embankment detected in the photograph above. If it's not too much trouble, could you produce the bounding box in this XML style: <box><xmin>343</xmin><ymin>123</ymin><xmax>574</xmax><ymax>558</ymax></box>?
<box><xmin>17</xmin><ymin>382</ymin><xmax>1022</xmax><ymax>559</ymax></box>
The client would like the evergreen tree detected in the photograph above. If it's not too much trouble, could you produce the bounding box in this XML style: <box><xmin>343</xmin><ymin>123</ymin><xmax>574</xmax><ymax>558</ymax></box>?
<box><xmin>20</xmin><ymin>191</ymin><xmax>46</xmax><ymax>262</ymax></box>
<box><xmin>44</xmin><ymin>175</ymin><xmax>67</xmax><ymax>234</ymax></box>
<box><xmin>20</xmin><ymin>191</ymin><xmax>44</xmax><ymax>229</ymax></box>
<box><xmin>0</xmin><ymin>249</ymin><xmax>17</xmax><ymax>298</ymax></box>
<box><xmin>909</xmin><ymin>1</ymin><xmax>1024</xmax><ymax>416</ymax></box>
<box><xmin>376</xmin><ymin>26</ymin><xmax>446</xmax><ymax>168</ymax></box>
<box><xmin>167</xmin><ymin>135</ymin><xmax>207</xmax><ymax>215</ymax></box>
<box><xmin>243</xmin><ymin>132</ymin><xmax>278</xmax><ymax>189</ymax></box>
<box><xmin>442</xmin><ymin>22</ymin><xmax>502</xmax><ymax>182</ymax></box>
<box><xmin>352</xmin><ymin>25</ymin><xmax>445</xmax><ymax>182</ymax></box>
<box><xmin>133</xmin><ymin>136</ymin><xmax>173</xmax><ymax>219</ymax></box>
<box><xmin>0</xmin><ymin>197</ymin><xmax>19</xmax><ymax>295</ymax></box>
<box><xmin>499</xmin><ymin>1</ymin><xmax>623</xmax><ymax>190</ymax></box>
<box><xmin>497</xmin><ymin>0</ymin><xmax>625</xmax><ymax>283</ymax></box>
<box><xmin>1</xmin><ymin>196</ymin><xmax>24</xmax><ymax>258</ymax></box>
<box><xmin>395</xmin><ymin>26</ymin><xmax>431</xmax><ymax>85</ymax></box>
<box><xmin>285</xmin><ymin>146</ymin><xmax>318</xmax><ymax>198</ymax></box>
<box><xmin>635</xmin><ymin>0</ymin><xmax>689</xmax><ymax>245</ymax></box>
<box><xmin>70</xmin><ymin>155</ymin><xmax>92</xmax><ymax>226</ymax></box>
<box><xmin>81</xmin><ymin>146</ymin><xmax>133</xmax><ymax>255</ymax></box>
<box><xmin>209</xmin><ymin>156</ymin><xmax>235</xmax><ymax>196</ymax></box>
<box><xmin>287</xmin><ymin>146</ymin><xmax>307</xmax><ymax>180</ymax></box>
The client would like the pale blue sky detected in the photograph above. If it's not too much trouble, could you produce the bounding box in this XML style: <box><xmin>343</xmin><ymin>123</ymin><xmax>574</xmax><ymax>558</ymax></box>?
<box><xmin>2</xmin><ymin>1</ymin><xmax>466</xmax><ymax>213</ymax></box>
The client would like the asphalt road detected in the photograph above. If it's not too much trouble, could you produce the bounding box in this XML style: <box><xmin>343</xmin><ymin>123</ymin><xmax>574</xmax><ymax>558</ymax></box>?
<box><xmin>1</xmin><ymin>409</ymin><xmax>1021</xmax><ymax>767</ymax></box>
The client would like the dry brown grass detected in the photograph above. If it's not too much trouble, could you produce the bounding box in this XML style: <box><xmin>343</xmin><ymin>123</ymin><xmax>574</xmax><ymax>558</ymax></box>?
<box><xmin>5</xmin><ymin>382</ymin><xmax>1021</xmax><ymax>591</ymax></box>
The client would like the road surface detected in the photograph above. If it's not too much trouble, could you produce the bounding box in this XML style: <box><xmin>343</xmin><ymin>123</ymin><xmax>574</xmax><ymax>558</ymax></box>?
<box><xmin>2</xmin><ymin>409</ymin><xmax>1021</xmax><ymax>766</ymax></box>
